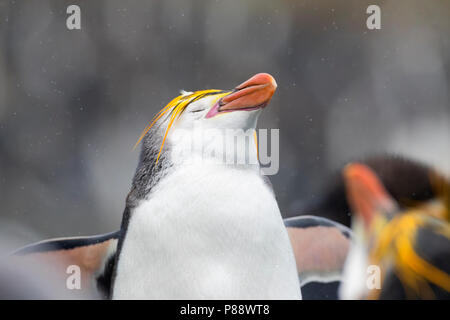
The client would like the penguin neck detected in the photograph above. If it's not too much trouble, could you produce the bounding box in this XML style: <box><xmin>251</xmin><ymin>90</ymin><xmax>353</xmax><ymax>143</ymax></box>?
<box><xmin>128</xmin><ymin>127</ymin><xmax>261</xmax><ymax>207</ymax></box>
<box><xmin>167</xmin><ymin>126</ymin><xmax>261</xmax><ymax>173</ymax></box>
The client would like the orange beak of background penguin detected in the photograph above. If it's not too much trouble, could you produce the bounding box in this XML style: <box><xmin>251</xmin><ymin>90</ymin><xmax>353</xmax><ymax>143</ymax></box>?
<box><xmin>343</xmin><ymin>163</ymin><xmax>397</xmax><ymax>227</ymax></box>
<box><xmin>205</xmin><ymin>73</ymin><xmax>278</xmax><ymax>118</ymax></box>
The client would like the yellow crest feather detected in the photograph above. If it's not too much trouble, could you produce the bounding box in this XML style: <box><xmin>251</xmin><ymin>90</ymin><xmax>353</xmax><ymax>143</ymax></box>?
<box><xmin>134</xmin><ymin>89</ymin><xmax>231</xmax><ymax>165</ymax></box>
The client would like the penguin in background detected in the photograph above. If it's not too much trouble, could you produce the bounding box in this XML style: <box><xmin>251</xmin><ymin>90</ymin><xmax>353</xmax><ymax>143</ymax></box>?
<box><xmin>339</xmin><ymin>162</ymin><xmax>450</xmax><ymax>299</ymax></box>
<box><xmin>11</xmin><ymin>73</ymin><xmax>352</xmax><ymax>299</ymax></box>
<box><xmin>300</xmin><ymin>155</ymin><xmax>446</xmax><ymax>227</ymax></box>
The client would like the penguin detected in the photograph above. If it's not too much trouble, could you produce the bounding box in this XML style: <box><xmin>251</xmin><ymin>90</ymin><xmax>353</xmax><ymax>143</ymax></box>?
<box><xmin>339</xmin><ymin>162</ymin><xmax>450</xmax><ymax>299</ymax></box>
<box><xmin>11</xmin><ymin>73</ymin><xmax>352</xmax><ymax>299</ymax></box>
<box><xmin>110</xmin><ymin>73</ymin><xmax>303</xmax><ymax>299</ymax></box>
<box><xmin>299</xmin><ymin>155</ymin><xmax>444</xmax><ymax>227</ymax></box>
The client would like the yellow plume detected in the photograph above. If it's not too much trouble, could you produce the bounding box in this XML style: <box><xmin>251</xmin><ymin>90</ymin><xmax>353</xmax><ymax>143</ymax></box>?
<box><xmin>134</xmin><ymin>89</ymin><xmax>231</xmax><ymax>165</ymax></box>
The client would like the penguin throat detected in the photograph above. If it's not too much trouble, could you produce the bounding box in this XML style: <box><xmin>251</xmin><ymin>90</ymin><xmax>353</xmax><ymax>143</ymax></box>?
<box><xmin>168</xmin><ymin>128</ymin><xmax>260</xmax><ymax>168</ymax></box>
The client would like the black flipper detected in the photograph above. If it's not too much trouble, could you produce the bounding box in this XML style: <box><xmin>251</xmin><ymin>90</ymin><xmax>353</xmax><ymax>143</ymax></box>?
<box><xmin>284</xmin><ymin>215</ymin><xmax>352</xmax><ymax>300</ymax></box>
<box><xmin>10</xmin><ymin>230</ymin><xmax>120</xmax><ymax>299</ymax></box>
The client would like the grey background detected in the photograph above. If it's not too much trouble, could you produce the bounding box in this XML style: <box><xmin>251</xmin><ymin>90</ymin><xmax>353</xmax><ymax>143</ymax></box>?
<box><xmin>0</xmin><ymin>0</ymin><xmax>449</xmax><ymax>246</ymax></box>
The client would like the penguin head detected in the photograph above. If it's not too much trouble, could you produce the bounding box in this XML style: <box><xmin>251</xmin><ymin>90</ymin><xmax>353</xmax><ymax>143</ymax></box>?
<box><xmin>340</xmin><ymin>162</ymin><xmax>450</xmax><ymax>299</ymax></box>
<box><xmin>135</xmin><ymin>73</ymin><xmax>277</xmax><ymax>166</ymax></box>
<box><xmin>128</xmin><ymin>73</ymin><xmax>277</xmax><ymax>205</ymax></box>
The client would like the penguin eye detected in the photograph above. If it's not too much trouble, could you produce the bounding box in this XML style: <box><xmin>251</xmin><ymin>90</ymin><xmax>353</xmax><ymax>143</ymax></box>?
<box><xmin>189</xmin><ymin>107</ymin><xmax>206</xmax><ymax>113</ymax></box>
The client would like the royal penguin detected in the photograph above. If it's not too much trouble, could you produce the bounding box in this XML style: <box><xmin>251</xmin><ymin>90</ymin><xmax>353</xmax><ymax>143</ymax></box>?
<box><xmin>339</xmin><ymin>162</ymin><xmax>450</xmax><ymax>299</ymax></box>
<box><xmin>12</xmin><ymin>73</ymin><xmax>352</xmax><ymax>299</ymax></box>
<box><xmin>299</xmin><ymin>155</ymin><xmax>446</xmax><ymax>227</ymax></box>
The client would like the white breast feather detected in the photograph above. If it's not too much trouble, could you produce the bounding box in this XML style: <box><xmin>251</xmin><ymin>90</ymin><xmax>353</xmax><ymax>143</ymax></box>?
<box><xmin>113</xmin><ymin>163</ymin><xmax>301</xmax><ymax>299</ymax></box>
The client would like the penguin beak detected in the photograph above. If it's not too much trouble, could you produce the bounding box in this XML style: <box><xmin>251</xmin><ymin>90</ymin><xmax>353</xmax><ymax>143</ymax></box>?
<box><xmin>205</xmin><ymin>73</ymin><xmax>277</xmax><ymax>118</ymax></box>
<box><xmin>343</xmin><ymin>163</ymin><xmax>397</xmax><ymax>228</ymax></box>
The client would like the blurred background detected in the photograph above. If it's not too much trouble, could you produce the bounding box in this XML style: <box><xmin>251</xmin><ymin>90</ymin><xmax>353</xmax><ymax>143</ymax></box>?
<box><xmin>0</xmin><ymin>0</ymin><xmax>449</xmax><ymax>247</ymax></box>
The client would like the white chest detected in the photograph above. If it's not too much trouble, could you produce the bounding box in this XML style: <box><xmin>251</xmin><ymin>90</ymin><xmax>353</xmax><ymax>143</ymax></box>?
<box><xmin>112</xmin><ymin>164</ymin><xmax>301</xmax><ymax>299</ymax></box>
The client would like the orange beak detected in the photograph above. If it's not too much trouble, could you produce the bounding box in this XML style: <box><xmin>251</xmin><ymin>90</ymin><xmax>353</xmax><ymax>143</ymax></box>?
<box><xmin>343</xmin><ymin>163</ymin><xmax>397</xmax><ymax>227</ymax></box>
<box><xmin>206</xmin><ymin>73</ymin><xmax>277</xmax><ymax>118</ymax></box>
